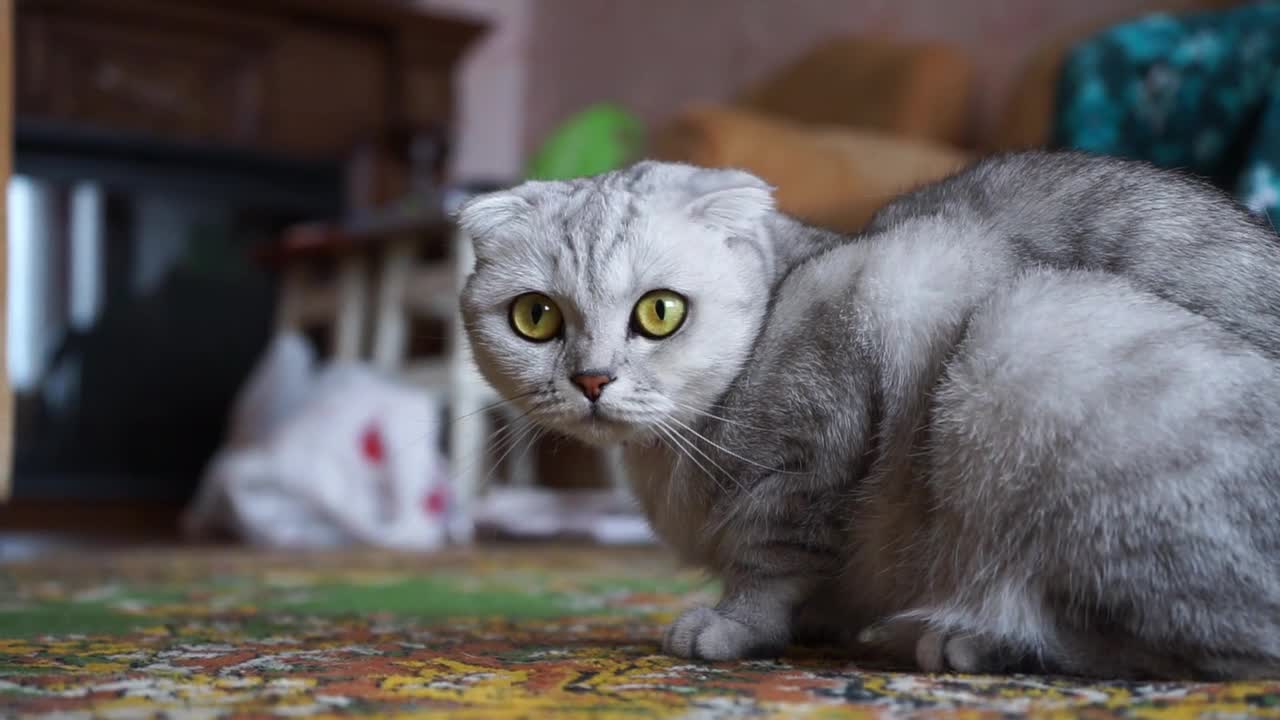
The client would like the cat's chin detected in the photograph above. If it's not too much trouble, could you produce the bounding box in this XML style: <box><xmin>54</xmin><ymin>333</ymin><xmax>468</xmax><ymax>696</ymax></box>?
<box><xmin>557</xmin><ymin>414</ymin><xmax>644</xmax><ymax>447</ymax></box>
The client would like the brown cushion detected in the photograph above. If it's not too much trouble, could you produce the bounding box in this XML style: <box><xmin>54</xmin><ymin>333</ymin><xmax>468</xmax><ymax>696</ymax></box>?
<box><xmin>736</xmin><ymin>36</ymin><xmax>976</xmax><ymax>147</ymax></box>
<box><xmin>652</xmin><ymin>105</ymin><xmax>972</xmax><ymax>233</ymax></box>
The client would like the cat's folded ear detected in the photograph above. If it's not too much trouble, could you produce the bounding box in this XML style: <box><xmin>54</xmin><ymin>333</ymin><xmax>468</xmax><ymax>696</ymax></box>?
<box><xmin>683</xmin><ymin>167</ymin><xmax>776</xmax><ymax>238</ymax></box>
<box><xmin>455</xmin><ymin>192</ymin><xmax>535</xmax><ymax>258</ymax></box>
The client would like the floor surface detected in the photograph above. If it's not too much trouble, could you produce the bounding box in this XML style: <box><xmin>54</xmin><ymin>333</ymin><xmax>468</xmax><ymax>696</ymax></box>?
<box><xmin>2</xmin><ymin>545</ymin><xmax>1277</xmax><ymax>718</ymax></box>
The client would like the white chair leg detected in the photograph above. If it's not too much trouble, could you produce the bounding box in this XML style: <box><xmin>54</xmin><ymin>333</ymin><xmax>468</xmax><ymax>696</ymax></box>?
<box><xmin>371</xmin><ymin>238</ymin><xmax>415</xmax><ymax>372</ymax></box>
<box><xmin>333</xmin><ymin>256</ymin><xmax>368</xmax><ymax>362</ymax></box>
<box><xmin>603</xmin><ymin>445</ymin><xmax>628</xmax><ymax>491</ymax></box>
<box><xmin>504</xmin><ymin>405</ymin><xmax>538</xmax><ymax>488</ymax></box>
<box><xmin>275</xmin><ymin>265</ymin><xmax>309</xmax><ymax>331</ymax></box>
<box><xmin>448</xmin><ymin>228</ymin><xmax>484</xmax><ymax>542</ymax></box>
<box><xmin>448</xmin><ymin>376</ymin><xmax>489</xmax><ymax>544</ymax></box>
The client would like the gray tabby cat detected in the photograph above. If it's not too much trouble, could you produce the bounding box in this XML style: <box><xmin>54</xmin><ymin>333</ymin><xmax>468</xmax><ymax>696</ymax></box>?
<box><xmin>458</xmin><ymin>151</ymin><xmax>1280</xmax><ymax>680</ymax></box>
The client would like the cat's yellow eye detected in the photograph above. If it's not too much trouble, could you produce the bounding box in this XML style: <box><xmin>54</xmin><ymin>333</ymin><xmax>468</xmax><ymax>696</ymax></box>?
<box><xmin>632</xmin><ymin>290</ymin><xmax>688</xmax><ymax>339</ymax></box>
<box><xmin>509</xmin><ymin>292</ymin><xmax>563</xmax><ymax>342</ymax></box>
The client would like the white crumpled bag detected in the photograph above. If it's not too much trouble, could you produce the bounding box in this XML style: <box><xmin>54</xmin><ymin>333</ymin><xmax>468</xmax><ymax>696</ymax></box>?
<box><xmin>182</xmin><ymin>331</ymin><xmax>453</xmax><ymax>550</ymax></box>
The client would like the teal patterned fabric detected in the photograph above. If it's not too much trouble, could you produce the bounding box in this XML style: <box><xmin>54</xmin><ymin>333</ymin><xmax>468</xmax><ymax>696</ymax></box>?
<box><xmin>1054</xmin><ymin>2</ymin><xmax>1280</xmax><ymax>220</ymax></box>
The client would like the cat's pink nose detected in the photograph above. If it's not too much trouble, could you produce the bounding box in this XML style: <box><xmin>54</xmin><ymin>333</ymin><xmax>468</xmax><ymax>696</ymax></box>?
<box><xmin>571</xmin><ymin>372</ymin><xmax>613</xmax><ymax>401</ymax></box>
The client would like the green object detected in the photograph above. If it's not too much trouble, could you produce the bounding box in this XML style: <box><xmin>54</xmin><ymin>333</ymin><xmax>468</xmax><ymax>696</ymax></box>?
<box><xmin>527</xmin><ymin>103</ymin><xmax>645</xmax><ymax>180</ymax></box>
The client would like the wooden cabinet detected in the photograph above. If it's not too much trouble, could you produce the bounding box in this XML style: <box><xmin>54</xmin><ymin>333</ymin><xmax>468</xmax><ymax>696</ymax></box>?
<box><xmin>15</xmin><ymin>0</ymin><xmax>485</xmax><ymax>162</ymax></box>
<box><xmin>19</xmin><ymin>14</ymin><xmax>268</xmax><ymax>146</ymax></box>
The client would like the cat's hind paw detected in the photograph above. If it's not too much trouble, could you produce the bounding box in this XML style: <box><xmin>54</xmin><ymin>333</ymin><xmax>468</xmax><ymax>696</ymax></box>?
<box><xmin>663</xmin><ymin>606</ymin><xmax>784</xmax><ymax>661</ymax></box>
<box><xmin>915</xmin><ymin>630</ymin><xmax>1046</xmax><ymax>675</ymax></box>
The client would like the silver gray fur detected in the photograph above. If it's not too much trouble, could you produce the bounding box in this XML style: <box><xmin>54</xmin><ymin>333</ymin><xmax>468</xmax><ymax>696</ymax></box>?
<box><xmin>458</xmin><ymin>151</ymin><xmax>1280</xmax><ymax>679</ymax></box>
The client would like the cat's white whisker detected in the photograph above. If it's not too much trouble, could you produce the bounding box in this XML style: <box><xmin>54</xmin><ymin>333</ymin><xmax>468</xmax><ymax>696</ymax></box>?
<box><xmin>670</xmin><ymin>400</ymin><xmax>773</xmax><ymax>432</ymax></box>
<box><xmin>481</xmin><ymin>417</ymin><xmax>544</xmax><ymax>489</ymax></box>
<box><xmin>665</xmin><ymin>416</ymin><xmax>809</xmax><ymax>477</ymax></box>
<box><xmin>447</xmin><ymin>407</ymin><xmax>539</xmax><ymax>487</ymax></box>
<box><xmin>652</xmin><ymin>420</ymin><xmax>731</xmax><ymax>497</ymax></box>
<box><xmin>448</xmin><ymin>390</ymin><xmax>537</xmax><ymax>425</ymax></box>
<box><xmin>657</xmin><ymin>419</ymin><xmax>762</xmax><ymax>508</ymax></box>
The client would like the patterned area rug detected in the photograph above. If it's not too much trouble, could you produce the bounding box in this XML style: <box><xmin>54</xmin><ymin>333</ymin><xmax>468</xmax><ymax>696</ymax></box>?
<box><xmin>2</xmin><ymin>546</ymin><xmax>1279</xmax><ymax>718</ymax></box>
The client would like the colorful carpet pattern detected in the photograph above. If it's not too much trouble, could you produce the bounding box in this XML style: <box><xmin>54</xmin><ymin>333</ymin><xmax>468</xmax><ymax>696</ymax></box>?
<box><xmin>3</xmin><ymin>547</ymin><xmax>1280</xmax><ymax>718</ymax></box>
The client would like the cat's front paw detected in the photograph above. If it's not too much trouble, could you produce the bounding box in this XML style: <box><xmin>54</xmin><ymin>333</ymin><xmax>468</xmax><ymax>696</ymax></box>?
<box><xmin>663</xmin><ymin>606</ymin><xmax>784</xmax><ymax>661</ymax></box>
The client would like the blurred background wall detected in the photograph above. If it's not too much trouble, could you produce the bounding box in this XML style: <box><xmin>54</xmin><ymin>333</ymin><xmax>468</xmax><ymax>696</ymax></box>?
<box><xmin>424</xmin><ymin>0</ymin><xmax>1218</xmax><ymax>182</ymax></box>
<box><xmin>420</xmin><ymin>0</ymin><xmax>532</xmax><ymax>181</ymax></box>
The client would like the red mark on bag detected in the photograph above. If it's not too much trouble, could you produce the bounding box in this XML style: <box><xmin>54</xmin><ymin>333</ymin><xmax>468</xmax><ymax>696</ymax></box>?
<box><xmin>423</xmin><ymin>487</ymin><xmax>448</xmax><ymax>516</ymax></box>
<box><xmin>361</xmin><ymin>423</ymin><xmax>386</xmax><ymax>464</ymax></box>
